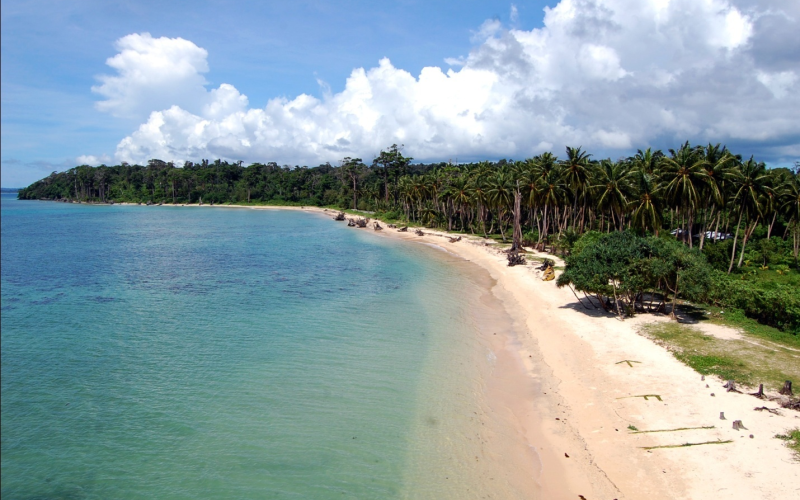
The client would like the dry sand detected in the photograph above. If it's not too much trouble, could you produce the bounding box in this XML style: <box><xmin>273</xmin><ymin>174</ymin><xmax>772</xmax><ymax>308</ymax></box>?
<box><xmin>129</xmin><ymin>204</ymin><xmax>800</xmax><ymax>498</ymax></box>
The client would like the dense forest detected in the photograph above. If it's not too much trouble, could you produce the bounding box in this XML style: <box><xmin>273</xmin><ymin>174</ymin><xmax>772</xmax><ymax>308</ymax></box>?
<box><xmin>18</xmin><ymin>142</ymin><xmax>800</xmax><ymax>333</ymax></box>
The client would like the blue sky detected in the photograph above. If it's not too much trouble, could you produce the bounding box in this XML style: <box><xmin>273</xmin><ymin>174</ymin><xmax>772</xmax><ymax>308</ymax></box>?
<box><xmin>2</xmin><ymin>0</ymin><xmax>798</xmax><ymax>187</ymax></box>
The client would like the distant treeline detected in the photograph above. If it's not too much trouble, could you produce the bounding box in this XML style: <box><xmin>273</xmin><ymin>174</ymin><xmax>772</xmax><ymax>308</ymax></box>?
<box><xmin>17</xmin><ymin>142</ymin><xmax>800</xmax><ymax>333</ymax></box>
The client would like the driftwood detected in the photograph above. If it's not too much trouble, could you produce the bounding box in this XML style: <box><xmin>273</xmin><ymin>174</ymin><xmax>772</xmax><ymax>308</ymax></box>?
<box><xmin>753</xmin><ymin>406</ymin><xmax>781</xmax><ymax>415</ymax></box>
<box><xmin>781</xmin><ymin>399</ymin><xmax>800</xmax><ymax>411</ymax></box>
<box><xmin>398</xmin><ymin>226</ymin><xmax>408</xmax><ymax>232</ymax></box>
<box><xmin>334</xmin><ymin>212</ymin><xmax>346</xmax><ymax>221</ymax></box>
<box><xmin>388</xmin><ymin>224</ymin><xmax>396</xmax><ymax>228</ymax></box>
<box><xmin>448</xmin><ymin>236</ymin><xmax>462</xmax><ymax>243</ymax></box>
<box><xmin>355</xmin><ymin>218</ymin><xmax>367</xmax><ymax>228</ymax></box>
<box><xmin>373</xmin><ymin>222</ymin><xmax>383</xmax><ymax>231</ymax></box>
<box><xmin>779</xmin><ymin>380</ymin><xmax>793</xmax><ymax>396</ymax></box>
<box><xmin>415</xmin><ymin>229</ymin><xmax>424</xmax><ymax>236</ymax></box>
<box><xmin>347</xmin><ymin>219</ymin><xmax>356</xmax><ymax>227</ymax></box>
<box><xmin>507</xmin><ymin>252</ymin><xmax>526</xmax><ymax>267</ymax></box>
<box><xmin>536</xmin><ymin>259</ymin><xmax>555</xmax><ymax>271</ymax></box>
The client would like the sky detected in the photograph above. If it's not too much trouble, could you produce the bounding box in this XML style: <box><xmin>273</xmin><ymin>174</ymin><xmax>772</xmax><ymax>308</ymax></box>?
<box><xmin>2</xmin><ymin>0</ymin><xmax>798</xmax><ymax>187</ymax></box>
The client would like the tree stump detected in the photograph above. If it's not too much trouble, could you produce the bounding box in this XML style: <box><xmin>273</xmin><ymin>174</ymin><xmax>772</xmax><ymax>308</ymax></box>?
<box><xmin>723</xmin><ymin>380</ymin><xmax>741</xmax><ymax>393</ymax></box>
<box><xmin>415</xmin><ymin>229</ymin><xmax>424</xmax><ymax>236</ymax></box>
<box><xmin>779</xmin><ymin>380</ymin><xmax>793</xmax><ymax>396</ymax></box>
<box><xmin>749</xmin><ymin>384</ymin><xmax>766</xmax><ymax>399</ymax></box>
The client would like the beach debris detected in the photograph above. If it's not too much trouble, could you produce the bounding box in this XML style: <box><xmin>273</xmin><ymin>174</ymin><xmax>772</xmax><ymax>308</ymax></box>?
<box><xmin>615</xmin><ymin>360</ymin><xmax>641</xmax><ymax>367</ymax></box>
<box><xmin>388</xmin><ymin>224</ymin><xmax>396</xmax><ymax>228</ymax></box>
<box><xmin>507</xmin><ymin>252</ymin><xmax>526</xmax><ymax>267</ymax></box>
<box><xmin>347</xmin><ymin>219</ymin><xmax>356</xmax><ymax>227</ymax></box>
<box><xmin>564</xmin><ymin>453</ymin><xmax>570</xmax><ymax>458</ymax></box>
<box><xmin>710</xmin><ymin>393</ymin><xmax>715</xmax><ymax>397</ymax></box>
<box><xmin>749</xmin><ymin>434</ymin><xmax>754</xmax><ymax>438</ymax></box>
<box><xmin>720</xmin><ymin>412</ymin><xmax>726</xmax><ymax>420</ymax></box>
<box><xmin>415</xmin><ymin>229</ymin><xmax>424</xmax><ymax>236</ymax></box>
<box><xmin>334</xmin><ymin>212</ymin><xmax>346</xmax><ymax>221</ymax></box>
<box><xmin>701</xmin><ymin>375</ymin><xmax>705</xmax><ymax>381</ymax></box>
<box><xmin>732</xmin><ymin>420</ymin><xmax>746</xmax><ymax>430</ymax></box>
<box><xmin>448</xmin><ymin>236</ymin><xmax>462</xmax><ymax>243</ymax></box>
<box><xmin>750</xmin><ymin>384</ymin><xmax>766</xmax><ymax>399</ymax></box>
<box><xmin>779</xmin><ymin>380</ymin><xmax>793</xmax><ymax>396</ymax></box>
<box><xmin>398</xmin><ymin>226</ymin><xmax>408</xmax><ymax>232</ymax></box>
<box><xmin>723</xmin><ymin>380</ymin><xmax>742</xmax><ymax>393</ymax></box>
<box><xmin>780</xmin><ymin>399</ymin><xmax>800</xmax><ymax>411</ymax></box>
<box><xmin>373</xmin><ymin>222</ymin><xmax>383</xmax><ymax>231</ymax></box>
<box><xmin>578</xmin><ymin>495</ymin><xmax>586</xmax><ymax>500</ymax></box>
<box><xmin>617</xmin><ymin>394</ymin><xmax>663</xmax><ymax>401</ymax></box>
<box><xmin>753</xmin><ymin>406</ymin><xmax>781</xmax><ymax>415</ymax></box>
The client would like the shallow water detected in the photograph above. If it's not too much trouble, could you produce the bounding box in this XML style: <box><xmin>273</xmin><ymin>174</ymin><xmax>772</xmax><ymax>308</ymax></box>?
<box><xmin>1</xmin><ymin>195</ymin><xmax>531</xmax><ymax>499</ymax></box>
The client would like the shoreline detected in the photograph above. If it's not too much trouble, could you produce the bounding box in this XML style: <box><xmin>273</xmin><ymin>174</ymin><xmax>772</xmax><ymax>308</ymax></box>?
<box><xmin>31</xmin><ymin>200</ymin><xmax>800</xmax><ymax>497</ymax></box>
<box><xmin>323</xmin><ymin>207</ymin><xmax>800</xmax><ymax>499</ymax></box>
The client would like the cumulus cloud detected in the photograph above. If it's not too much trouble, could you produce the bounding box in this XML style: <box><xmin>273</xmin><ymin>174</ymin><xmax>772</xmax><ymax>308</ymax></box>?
<box><xmin>92</xmin><ymin>33</ymin><xmax>210</xmax><ymax>119</ymax></box>
<box><xmin>93</xmin><ymin>0</ymin><xmax>799</xmax><ymax>166</ymax></box>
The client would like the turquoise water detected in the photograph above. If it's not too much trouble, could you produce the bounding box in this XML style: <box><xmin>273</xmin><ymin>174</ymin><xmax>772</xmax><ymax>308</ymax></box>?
<box><xmin>1</xmin><ymin>195</ymin><xmax>517</xmax><ymax>499</ymax></box>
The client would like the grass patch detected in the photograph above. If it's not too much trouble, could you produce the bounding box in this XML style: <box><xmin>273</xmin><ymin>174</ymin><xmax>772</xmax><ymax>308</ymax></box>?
<box><xmin>775</xmin><ymin>428</ymin><xmax>800</xmax><ymax>460</ymax></box>
<box><xmin>641</xmin><ymin>440</ymin><xmax>733</xmax><ymax>450</ymax></box>
<box><xmin>630</xmin><ymin>426</ymin><xmax>715</xmax><ymax>434</ymax></box>
<box><xmin>640</xmin><ymin>322</ymin><xmax>800</xmax><ymax>392</ymax></box>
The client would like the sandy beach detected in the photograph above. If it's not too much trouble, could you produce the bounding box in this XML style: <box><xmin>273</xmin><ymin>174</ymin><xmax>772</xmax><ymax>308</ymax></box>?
<box><xmin>128</xmin><ymin>203</ymin><xmax>800</xmax><ymax>498</ymax></box>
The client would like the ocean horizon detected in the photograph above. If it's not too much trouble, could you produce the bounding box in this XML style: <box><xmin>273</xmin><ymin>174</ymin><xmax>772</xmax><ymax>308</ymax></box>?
<box><xmin>0</xmin><ymin>193</ymin><xmax>531</xmax><ymax>499</ymax></box>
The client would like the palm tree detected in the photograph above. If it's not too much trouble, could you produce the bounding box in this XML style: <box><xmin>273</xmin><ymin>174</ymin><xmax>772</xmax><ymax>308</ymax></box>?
<box><xmin>561</xmin><ymin>146</ymin><xmax>592</xmax><ymax>230</ymax></box>
<box><xmin>629</xmin><ymin>169</ymin><xmax>662</xmax><ymax>234</ymax></box>
<box><xmin>592</xmin><ymin>159</ymin><xmax>632</xmax><ymax>232</ymax></box>
<box><xmin>659</xmin><ymin>142</ymin><xmax>709</xmax><ymax>246</ymax></box>
<box><xmin>727</xmin><ymin>156</ymin><xmax>769</xmax><ymax>272</ymax></box>
<box><xmin>486</xmin><ymin>169</ymin><xmax>515</xmax><ymax>241</ymax></box>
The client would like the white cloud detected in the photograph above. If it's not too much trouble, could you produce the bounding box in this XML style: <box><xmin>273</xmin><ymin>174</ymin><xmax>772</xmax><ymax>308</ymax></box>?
<box><xmin>91</xmin><ymin>0</ymin><xmax>798</xmax><ymax>166</ymax></box>
<box><xmin>76</xmin><ymin>154</ymin><xmax>112</xmax><ymax>166</ymax></box>
<box><xmin>92</xmin><ymin>33</ymin><xmax>209</xmax><ymax>119</ymax></box>
<box><xmin>757</xmin><ymin>70</ymin><xmax>798</xmax><ymax>99</ymax></box>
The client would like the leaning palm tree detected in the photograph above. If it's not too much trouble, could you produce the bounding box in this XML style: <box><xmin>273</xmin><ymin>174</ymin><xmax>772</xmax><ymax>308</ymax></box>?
<box><xmin>727</xmin><ymin>156</ymin><xmax>769</xmax><ymax>272</ymax></box>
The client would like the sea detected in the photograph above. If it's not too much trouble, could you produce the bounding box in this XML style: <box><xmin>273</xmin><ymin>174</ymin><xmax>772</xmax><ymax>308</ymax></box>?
<box><xmin>1</xmin><ymin>193</ymin><xmax>535</xmax><ymax>499</ymax></box>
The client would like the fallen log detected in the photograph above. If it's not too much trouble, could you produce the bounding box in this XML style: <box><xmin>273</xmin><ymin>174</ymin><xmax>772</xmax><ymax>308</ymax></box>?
<box><xmin>398</xmin><ymin>226</ymin><xmax>408</xmax><ymax>232</ymax></box>
<box><xmin>448</xmin><ymin>236</ymin><xmax>462</xmax><ymax>243</ymax></box>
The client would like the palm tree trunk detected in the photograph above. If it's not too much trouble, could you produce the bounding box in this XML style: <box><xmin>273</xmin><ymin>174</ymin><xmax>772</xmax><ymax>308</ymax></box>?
<box><xmin>728</xmin><ymin>212</ymin><xmax>743</xmax><ymax>274</ymax></box>
<box><xmin>737</xmin><ymin>218</ymin><xmax>759</xmax><ymax>268</ymax></box>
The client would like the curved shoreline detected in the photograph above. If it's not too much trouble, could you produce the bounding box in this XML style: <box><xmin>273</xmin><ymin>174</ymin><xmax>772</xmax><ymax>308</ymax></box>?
<box><xmin>28</xmin><ymin>200</ymin><xmax>800</xmax><ymax>498</ymax></box>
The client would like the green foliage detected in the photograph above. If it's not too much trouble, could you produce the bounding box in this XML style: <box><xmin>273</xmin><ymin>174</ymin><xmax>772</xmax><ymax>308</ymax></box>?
<box><xmin>558</xmin><ymin>231</ymin><xmax>711</xmax><ymax>315</ymax></box>
<box><xmin>706</xmin><ymin>270</ymin><xmax>800</xmax><ymax>334</ymax></box>
<box><xmin>673</xmin><ymin>353</ymin><xmax>751</xmax><ymax>384</ymax></box>
<box><xmin>775</xmin><ymin>428</ymin><xmax>800</xmax><ymax>460</ymax></box>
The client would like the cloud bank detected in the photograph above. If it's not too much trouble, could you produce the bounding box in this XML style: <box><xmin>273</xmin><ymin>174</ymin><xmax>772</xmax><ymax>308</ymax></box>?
<box><xmin>92</xmin><ymin>0</ymin><xmax>800</xmax><ymax>166</ymax></box>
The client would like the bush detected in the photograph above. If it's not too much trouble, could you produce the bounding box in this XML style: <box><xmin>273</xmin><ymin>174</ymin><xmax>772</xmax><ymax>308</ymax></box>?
<box><xmin>707</xmin><ymin>270</ymin><xmax>800</xmax><ymax>334</ymax></box>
